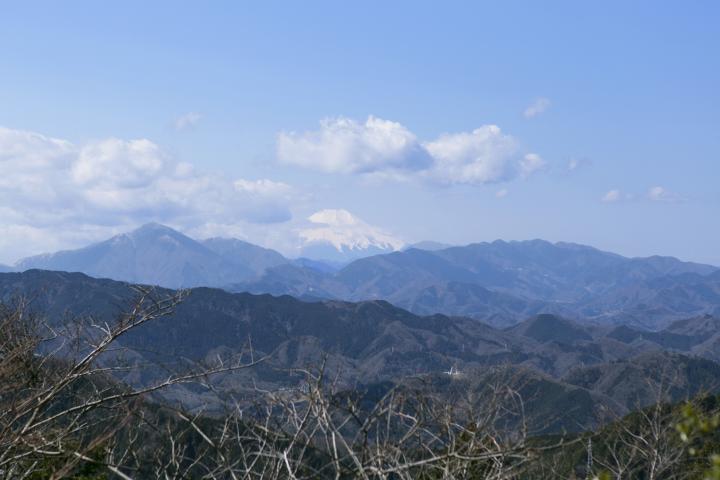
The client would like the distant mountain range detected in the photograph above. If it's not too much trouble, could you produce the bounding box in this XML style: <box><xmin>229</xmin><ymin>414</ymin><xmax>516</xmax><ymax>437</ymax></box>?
<box><xmin>236</xmin><ymin>239</ymin><xmax>719</xmax><ymax>328</ymax></box>
<box><xmin>10</xmin><ymin>223</ymin><xmax>719</xmax><ymax>328</ymax></box>
<box><xmin>2</xmin><ymin>269</ymin><xmax>720</xmax><ymax>432</ymax></box>
<box><xmin>11</xmin><ymin>222</ymin><xmax>389</xmax><ymax>286</ymax></box>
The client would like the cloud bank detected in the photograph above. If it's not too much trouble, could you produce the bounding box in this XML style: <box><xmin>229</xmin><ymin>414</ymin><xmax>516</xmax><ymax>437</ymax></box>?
<box><xmin>277</xmin><ymin>117</ymin><xmax>544</xmax><ymax>185</ymax></box>
<box><xmin>0</xmin><ymin>126</ymin><xmax>294</xmax><ymax>262</ymax></box>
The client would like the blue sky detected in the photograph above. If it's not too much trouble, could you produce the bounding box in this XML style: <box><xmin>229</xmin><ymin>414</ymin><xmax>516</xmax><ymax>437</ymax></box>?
<box><xmin>0</xmin><ymin>1</ymin><xmax>718</xmax><ymax>264</ymax></box>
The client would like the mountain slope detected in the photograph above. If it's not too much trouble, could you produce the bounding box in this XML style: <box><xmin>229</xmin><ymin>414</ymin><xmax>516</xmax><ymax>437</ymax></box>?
<box><xmin>562</xmin><ymin>352</ymin><xmax>720</xmax><ymax>410</ymax></box>
<box><xmin>577</xmin><ymin>270</ymin><xmax>720</xmax><ymax>328</ymax></box>
<box><xmin>508</xmin><ymin>313</ymin><xmax>593</xmax><ymax>344</ymax></box>
<box><xmin>14</xmin><ymin>223</ymin><xmax>262</xmax><ymax>288</ymax></box>
<box><xmin>201</xmin><ymin>237</ymin><xmax>288</xmax><ymax>275</ymax></box>
<box><xmin>403</xmin><ymin>241</ymin><xmax>453</xmax><ymax>251</ymax></box>
<box><xmin>399</xmin><ymin>281</ymin><xmax>548</xmax><ymax>321</ymax></box>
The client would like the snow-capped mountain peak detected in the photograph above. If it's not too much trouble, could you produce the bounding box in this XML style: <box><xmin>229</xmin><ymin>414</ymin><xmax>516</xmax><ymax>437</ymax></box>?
<box><xmin>298</xmin><ymin>209</ymin><xmax>404</xmax><ymax>261</ymax></box>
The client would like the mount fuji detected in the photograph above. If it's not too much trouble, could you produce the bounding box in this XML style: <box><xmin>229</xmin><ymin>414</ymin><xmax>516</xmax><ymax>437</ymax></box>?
<box><xmin>298</xmin><ymin>209</ymin><xmax>404</xmax><ymax>263</ymax></box>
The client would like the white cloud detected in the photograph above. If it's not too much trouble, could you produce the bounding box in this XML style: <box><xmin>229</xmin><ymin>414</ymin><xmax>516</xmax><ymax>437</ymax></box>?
<box><xmin>424</xmin><ymin>125</ymin><xmax>543</xmax><ymax>184</ymax></box>
<box><xmin>299</xmin><ymin>209</ymin><xmax>404</xmax><ymax>253</ymax></box>
<box><xmin>647</xmin><ymin>186</ymin><xmax>665</xmax><ymax>201</ymax></box>
<box><xmin>73</xmin><ymin>138</ymin><xmax>166</xmax><ymax>188</ymax></box>
<box><xmin>0</xmin><ymin>125</ymin><xmax>296</xmax><ymax>263</ymax></box>
<box><xmin>519</xmin><ymin>153</ymin><xmax>546</xmax><ymax>177</ymax></box>
<box><xmin>496</xmin><ymin>189</ymin><xmax>508</xmax><ymax>198</ymax></box>
<box><xmin>601</xmin><ymin>187</ymin><xmax>681</xmax><ymax>204</ymax></box>
<box><xmin>234</xmin><ymin>178</ymin><xmax>292</xmax><ymax>196</ymax></box>
<box><xmin>601</xmin><ymin>189</ymin><xmax>621</xmax><ymax>203</ymax></box>
<box><xmin>523</xmin><ymin>98</ymin><xmax>551</xmax><ymax>118</ymax></box>
<box><xmin>277</xmin><ymin>116</ymin><xmax>431</xmax><ymax>174</ymax></box>
<box><xmin>647</xmin><ymin>186</ymin><xmax>681</xmax><ymax>202</ymax></box>
<box><xmin>174</xmin><ymin>112</ymin><xmax>202</xmax><ymax>130</ymax></box>
<box><xmin>278</xmin><ymin>117</ymin><xmax>543</xmax><ymax>186</ymax></box>
<box><xmin>308</xmin><ymin>209</ymin><xmax>359</xmax><ymax>226</ymax></box>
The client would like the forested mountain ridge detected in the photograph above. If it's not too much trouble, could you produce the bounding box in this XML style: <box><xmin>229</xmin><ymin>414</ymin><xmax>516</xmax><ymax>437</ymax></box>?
<box><xmin>3</xmin><ymin>269</ymin><xmax>720</xmax><ymax>432</ymax></box>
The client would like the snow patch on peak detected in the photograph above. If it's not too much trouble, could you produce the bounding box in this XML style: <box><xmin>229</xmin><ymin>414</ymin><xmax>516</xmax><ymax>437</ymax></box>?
<box><xmin>299</xmin><ymin>209</ymin><xmax>404</xmax><ymax>255</ymax></box>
